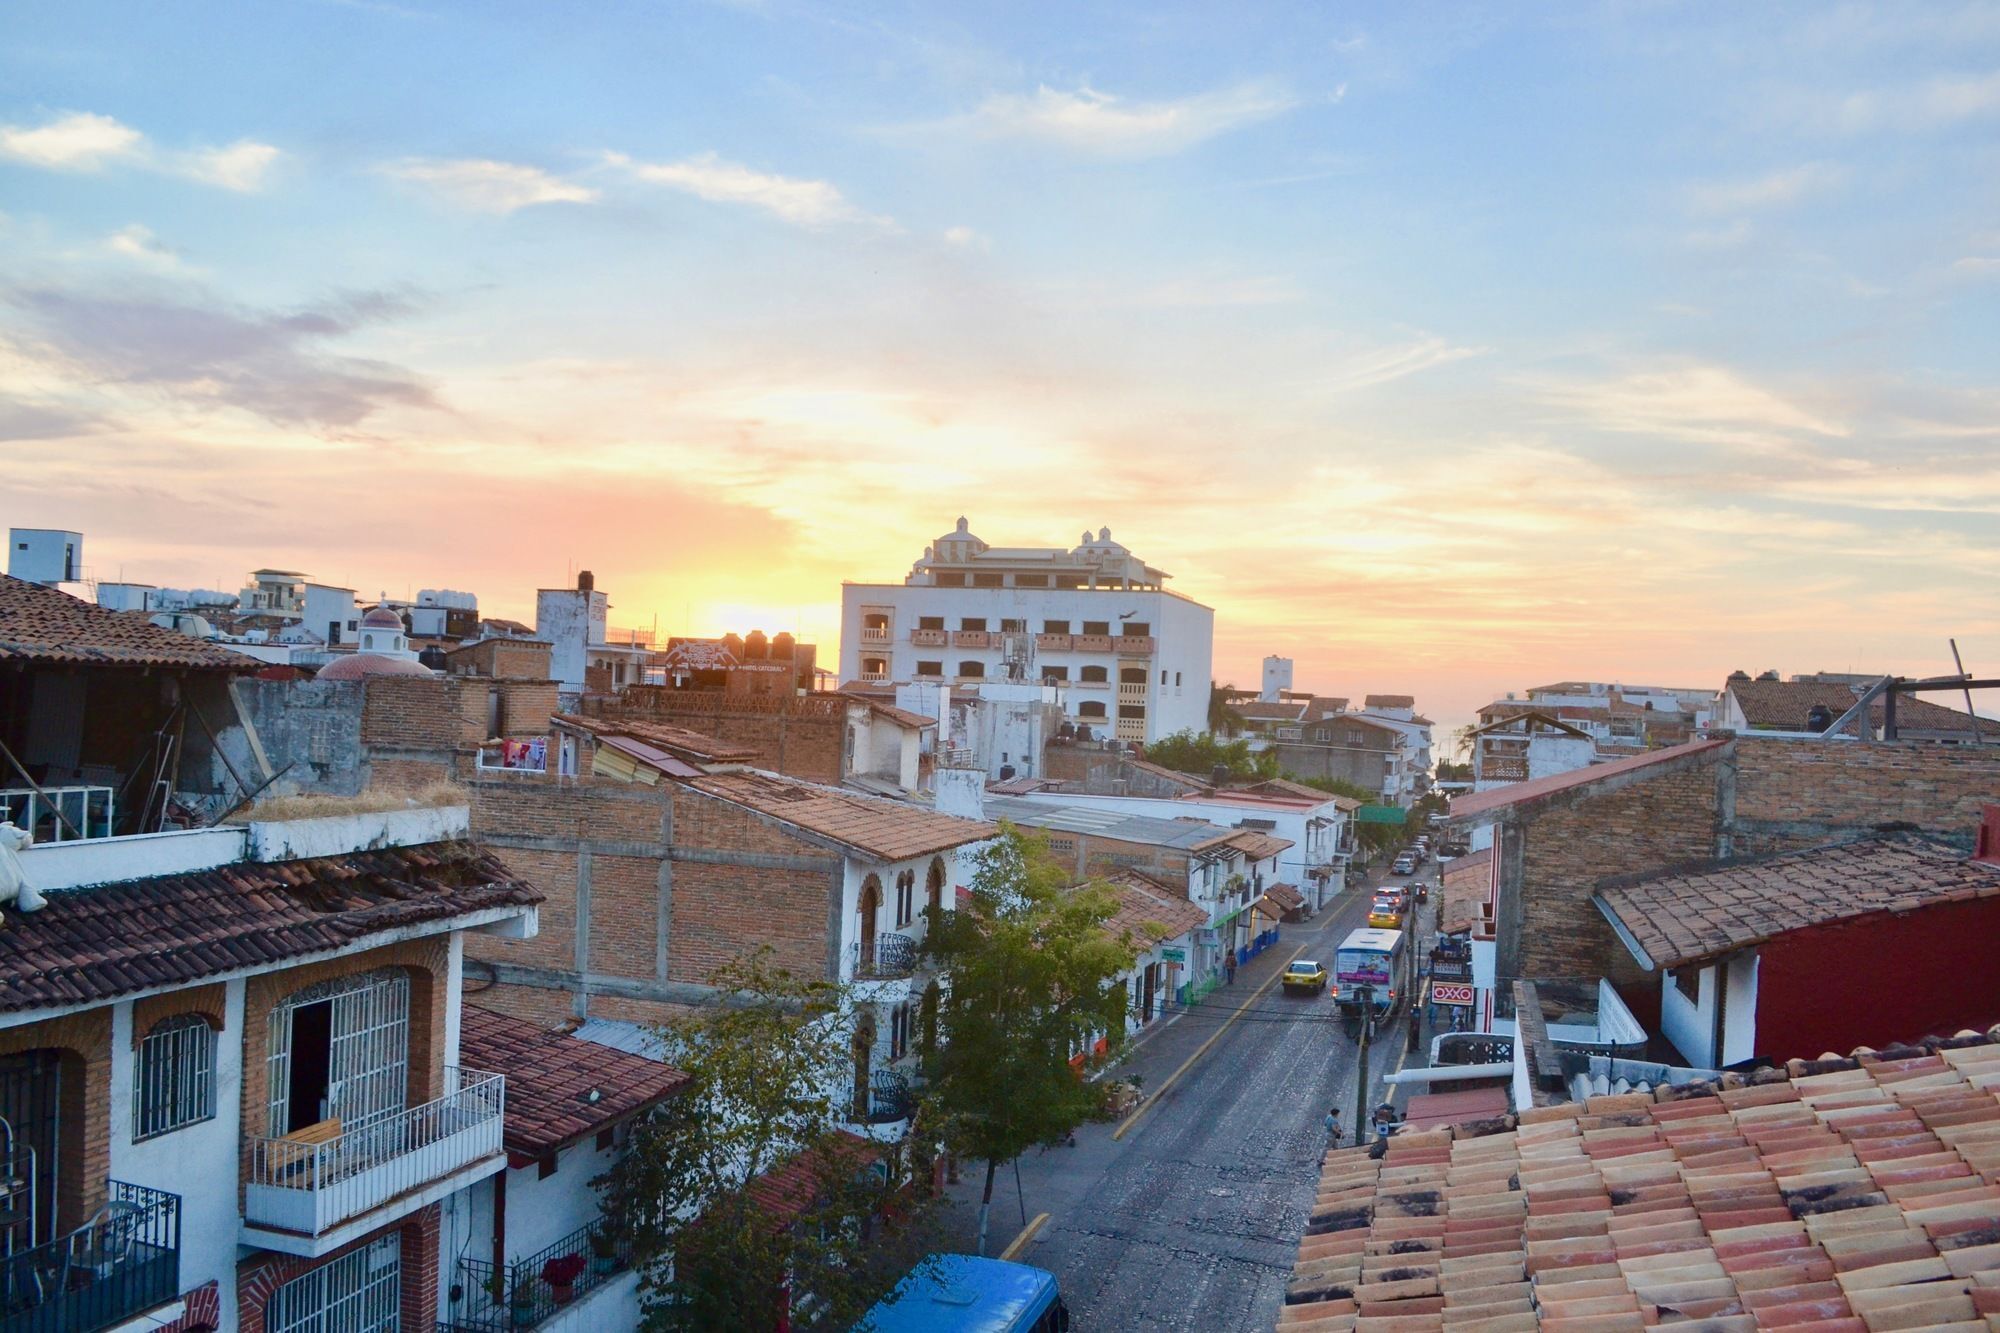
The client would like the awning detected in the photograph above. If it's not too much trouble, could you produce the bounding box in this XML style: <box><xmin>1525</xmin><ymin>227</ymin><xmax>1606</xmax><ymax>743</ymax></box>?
<box><xmin>1265</xmin><ymin>883</ymin><xmax>1306</xmax><ymax>912</ymax></box>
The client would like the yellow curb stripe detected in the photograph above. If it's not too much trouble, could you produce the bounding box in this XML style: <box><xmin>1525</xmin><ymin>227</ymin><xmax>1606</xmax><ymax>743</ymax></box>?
<box><xmin>999</xmin><ymin>1211</ymin><xmax>1050</xmax><ymax>1261</ymax></box>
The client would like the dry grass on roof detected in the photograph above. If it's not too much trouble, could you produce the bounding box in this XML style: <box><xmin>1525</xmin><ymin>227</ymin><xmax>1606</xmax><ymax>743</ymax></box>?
<box><xmin>227</xmin><ymin>780</ymin><xmax>469</xmax><ymax>822</ymax></box>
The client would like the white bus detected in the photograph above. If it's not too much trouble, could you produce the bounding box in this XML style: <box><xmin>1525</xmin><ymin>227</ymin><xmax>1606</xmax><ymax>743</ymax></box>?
<box><xmin>1334</xmin><ymin>927</ymin><xmax>1405</xmax><ymax>1016</ymax></box>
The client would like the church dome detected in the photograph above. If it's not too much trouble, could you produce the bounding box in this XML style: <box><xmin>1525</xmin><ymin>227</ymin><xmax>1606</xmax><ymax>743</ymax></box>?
<box><xmin>317</xmin><ymin>652</ymin><xmax>433</xmax><ymax>681</ymax></box>
<box><xmin>360</xmin><ymin>606</ymin><xmax>404</xmax><ymax>630</ymax></box>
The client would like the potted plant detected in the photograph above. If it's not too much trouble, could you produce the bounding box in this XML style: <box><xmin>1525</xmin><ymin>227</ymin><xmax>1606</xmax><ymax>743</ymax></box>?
<box><xmin>542</xmin><ymin>1253</ymin><xmax>586</xmax><ymax>1304</ymax></box>
<box><xmin>506</xmin><ymin>1274</ymin><xmax>535</xmax><ymax>1328</ymax></box>
<box><xmin>587</xmin><ymin>1227</ymin><xmax>621</xmax><ymax>1276</ymax></box>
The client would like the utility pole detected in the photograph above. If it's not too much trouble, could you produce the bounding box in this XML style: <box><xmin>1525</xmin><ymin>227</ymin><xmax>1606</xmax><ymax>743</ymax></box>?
<box><xmin>1353</xmin><ymin>984</ymin><xmax>1373</xmax><ymax>1143</ymax></box>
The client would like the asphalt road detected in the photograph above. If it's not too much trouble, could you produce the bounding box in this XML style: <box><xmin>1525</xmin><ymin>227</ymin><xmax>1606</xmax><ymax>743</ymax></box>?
<box><xmin>938</xmin><ymin>858</ymin><xmax>1441</xmax><ymax>1332</ymax></box>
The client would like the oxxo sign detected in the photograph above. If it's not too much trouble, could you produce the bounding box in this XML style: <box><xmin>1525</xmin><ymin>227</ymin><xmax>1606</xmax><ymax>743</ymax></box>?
<box><xmin>1431</xmin><ymin>982</ymin><xmax>1475</xmax><ymax>1006</ymax></box>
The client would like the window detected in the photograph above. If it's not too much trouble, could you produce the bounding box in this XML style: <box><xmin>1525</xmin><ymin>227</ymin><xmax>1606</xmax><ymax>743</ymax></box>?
<box><xmin>960</xmin><ymin>617</ymin><xmax>987</xmax><ymax>631</ymax></box>
<box><xmin>1000</xmin><ymin>618</ymin><xmax>1026</xmax><ymax>632</ymax></box>
<box><xmin>1047</xmin><ymin>837</ymin><xmax>1076</xmax><ymax>853</ymax></box>
<box><xmin>1080</xmin><ymin>665</ymin><xmax>1108</xmax><ymax>683</ymax></box>
<box><xmin>1122</xmin><ymin>622</ymin><xmax>1150</xmax><ymax>636</ymax></box>
<box><xmin>915</xmin><ymin>660</ymin><xmax>943</xmax><ymax>677</ymax></box>
<box><xmin>1277</xmin><ymin>726</ymin><xmax>1302</xmax><ymax>739</ymax></box>
<box><xmin>940</xmin><ymin>572</ymin><xmax>970</xmax><ymax>586</ymax></box>
<box><xmin>1175</xmin><ymin>672</ymin><xmax>1182</xmax><ymax>687</ymax></box>
<box><xmin>1055</xmin><ymin>574</ymin><xmax>1084</xmax><ymax>589</ymax></box>
<box><xmin>134</xmin><ymin>1014</ymin><xmax>215</xmax><ymax>1139</ymax></box>
<box><xmin>1081</xmin><ymin>621</ymin><xmax>1110</xmax><ymax>636</ymax></box>
<box><xmin>1078</xmin><ymin>701</ymin><xmax>1107</xmax><ymax>719</ymax></box>
<box><xmin>972</xmin><ymin>573</ymin><xmax>1003</xmax><ymax>587</ymax></box>
<box><xmin>1119</xmin><ymin>704</ymin><xmax>1146</xmax><ymax>719</ymax></box>
<box><xmin>1673</xmin><ymin>966</ymin><xmax>1701</xmax><ymax>1003</ymax></box>
<box><xmin>1121</xmin><ymin>667</ymin><xmax>1146</xmax><ymax>684</ymax></box>
<box><xmin>1314</xmin><ymin>728</ymin><xmax>1331</xmax><ymax>742</ymax></box>
<box><xmin>1043</xmin><ymin>619</ymin><xmax>1071</xmax><ymax>634</ymax></box>
<box><xmin>1159</xmin><ymin>670</ymin><xmax>1168</xmax><ymax>685</ymax></box>
<box><xmin>895</xmin><ymin>870</ymin><xmax>915</xmax><ymax>927</ymax></box>
<box><xmin>1016</xmin><ymin>574</ymin><xmax>1049</xmax><ymax>587</ymax></box>
<box><xmin>1041</xmin><ymin>666</ymin><xmax>1068</xmax><ymax>681</ymax></box>
<box><xmin>889</xmin><ymin>1003</ymin><xmax>910</xmax><ymax>1061</ymax></box>
<box><xmin>862</xmin><ymin>657</ymin><xmax>887</xmax><ymax>676</ymax></box>
<box><xmin>918</xmin><ymin>615</ymin><xmax>945</xmax><ymax>630</ymax></box>
<box><xmin>268</xmin><ymin>1234</ymin><xmax>400</xmax><ymax>1333</ymax></box>
<box><xmin>958</xmin><ymin>661</ymin><xmax>985</xmax><ymax>678</ymax></box>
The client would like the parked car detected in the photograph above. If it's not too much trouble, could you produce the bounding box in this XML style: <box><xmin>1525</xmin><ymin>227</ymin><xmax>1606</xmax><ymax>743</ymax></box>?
<box><xmin>1391</xmin><ymin>854</ymin><xmax>1416</xmax><ymax>876</ymax></box>
<box><xmin>1408</xmin><ymin>880</ymin><xmax>1429</xmax><ymax>903</ymax></box>
<box><xmin>1281</xmin><ymin>959</ymin><xmax>1328</xmax><ymax>994</ymax></box>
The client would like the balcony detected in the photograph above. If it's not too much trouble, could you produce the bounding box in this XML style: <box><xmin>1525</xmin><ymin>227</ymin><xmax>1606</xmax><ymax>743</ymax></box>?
<box><xmin>848</xmin><ymin>1068</ymin><xmax>914</xmax><ymax>1141</ymax></box>
<box><xmin>858</xmin><ymin>670</ymin><xmax>890</xmax><ymax>683</ymax></box>
<box><xmin>858</xmin><ymin>625</ymin><xmax>892</xmax><ymax>644</ymax></box>
<box><xmin>1116</xmin><ymin>636</ymin><xmax>1157</xmax><ymax>656</ymax></box>
<box><xmin>0</xmin><ymin>1182</ymin><xmax>180</xmax><ymax>1333</ymax></box>
<box><xmin>1115</xmin><ymin>718</ymin><xmax>1146</xmax><ymax>742</ymax></box>
<box><xmin>0</xmin><ymin>786</ymin><xmax>115</xmax><ymax>843</ymax></box>
<box><xmin>1073</xmin><ymin>634</ymin><xmax>1113</xmax><ymax>652</ymax></box>
<box><xmin>442</xmin><ymin>1218</ymin><xmax>632</xmax><ymax>1333</ymax></box>
<box><xmin>909</xmin><ymin>628</ymin><xmax>948</xmax><ymax>647</ymax></box>
<box><xmin>244</xmin><ymin>1068</ymin><xmax>505</xmax><ymax>1253</ymax></box>
<box><xmin>1117</xmin><ymin>682</ymin><xmax>1148</xmax><ymax>701</ymax></box>
<box><xmin>1035</xmin><ymin>633</ymin><xmax>1073</xmax><ymax>652</ymax></box>
<box><xmin>951</xmin><ymin>630</ymin><xmax>992</xmax><ymax>649</ymax></box>
<box><xmin>849</xmin><ymin>934</ymin><xmax>916</xmax><ymax>1001</ymax></box>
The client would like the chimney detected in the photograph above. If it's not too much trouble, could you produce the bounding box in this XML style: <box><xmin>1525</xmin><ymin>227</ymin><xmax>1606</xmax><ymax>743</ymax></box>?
<box><xmin>577</xmin><ymin>570</ymin><xmax>594</xmax><ymax>592</ymax></box>
<box><xmin>1976</xmin><ymin>804</ymin><xmax>2000</xmax><ymax>865</ymax></box>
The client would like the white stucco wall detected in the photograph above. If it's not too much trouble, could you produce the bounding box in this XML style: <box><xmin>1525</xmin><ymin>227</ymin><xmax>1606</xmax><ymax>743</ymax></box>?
<box><xmin>1661</xmin><ymin>965</ymin><xmax>1715</xmax><ymax>1066</ymax></box>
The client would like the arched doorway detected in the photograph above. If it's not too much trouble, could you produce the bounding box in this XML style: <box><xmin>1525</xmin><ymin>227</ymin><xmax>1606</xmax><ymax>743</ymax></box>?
<box><xmin>857</xmin><ymin>876</ymin><xmax>883</xmax><ymax>973</ymax></box>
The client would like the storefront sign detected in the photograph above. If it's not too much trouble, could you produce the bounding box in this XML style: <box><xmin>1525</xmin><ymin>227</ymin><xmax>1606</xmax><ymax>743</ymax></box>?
<box><xmin>1159</xmin><ymin>947</ymin><xmax>1186</xmax><ymax>962</ymax></box>
<box><xmin>1431</xmin><ymin>982</ymin><xmax>1475</xmax><ymax>1006</ymax></box>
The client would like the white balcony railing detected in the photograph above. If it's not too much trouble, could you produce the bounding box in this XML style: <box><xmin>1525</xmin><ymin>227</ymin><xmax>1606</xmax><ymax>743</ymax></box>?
<box><xmin>1117</xmin><ymin>682</ymin><xmax>1148</xmax><ymax>700</ymax></box>
<box><xmin>245</xmin><ymin>1068</ymin><xmax>503</xmax><ymax>1237</ymax></box>
<box><xmin>1</xmin><ymin>785</ymin><xmax>115</xmax><ymax>841</ymax></box>
<box><xmin>1115</xmin><ymin>718</ymin><xmax>1146</xmax><ymax>741</ymax></box>
<box><xmin>860</xmin><ymin>626</ymin><xmax>891</xmax><ymax>644</ymax></box>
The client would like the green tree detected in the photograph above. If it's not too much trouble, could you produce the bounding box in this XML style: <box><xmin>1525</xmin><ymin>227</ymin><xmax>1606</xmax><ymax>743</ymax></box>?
<box><xmin>1278</xmin><ymin>773</ymin><xmax>1412</xmax><ymax>857</ymax></box>
<box><xmin>1143</xmin><ymin>729</ymin><xmax>1277</xmax><ymax>781</ymax></box>
<box><xmin>599</xmin><ymin>952</ymin><xmax>933</xmax><ymax>1332</ymax></box>
<box><xmin>919</xmin><ymin>825</ymin><xmax>1133</xmax><ymax>1255</ymax></box>
<box><xmin>1207</xmin><ymin>681</ymin><xmax>1247</xmax><ymax>735</ymax></box>
<box><xmin>1434</xmin><ymin>760</ymin><xmax>1474</xmax><ymax>782</ymax></box>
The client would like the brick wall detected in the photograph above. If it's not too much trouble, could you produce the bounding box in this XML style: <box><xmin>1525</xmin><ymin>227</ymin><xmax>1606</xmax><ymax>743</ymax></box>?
<box><xmin>1728</xmin><ymin>736</ymin><xmax>2000</xmax><ymax>856</ymax></box>
<box><xmin>0</xmin><ymin>1008</ymin><xmax>112</xmax><ymax>1230</ymax></box>
<box><xmin>448</xmin><ymin>638</ymin><xmax>554</xmax><ymax>681</ymax></box>
<box><xmin>1041</xmin><ymin>746</ymin><xmax>1204</xmax><ymax>797</ymax></box>
<box><xmin>591</xmin><ymin>689</ymin><xmax>846</xmax><ymax>782</ymax></box>
<box><xmin>1510</xmin><ymin>763</ymin><xmax>1720</xmax><ymax>1012</ymax></box>
<box><xmin>667</xmin><ymin>789</ymin><xmax>835</xmax><ymax>984</ymax></box>
<box><xmin>134</xmin><ymin>983</ymin><xmax>226</xmax><ymax>1039</ymax></box>
<box><xmin>493</xmin><ymin>679</ymin><xmax>559</xmax><ymax>737</ymax></box>
<box><xmin>361</xmin><ymin>677</ymin><xmax>471</xmax><ymax>750</ymax></box>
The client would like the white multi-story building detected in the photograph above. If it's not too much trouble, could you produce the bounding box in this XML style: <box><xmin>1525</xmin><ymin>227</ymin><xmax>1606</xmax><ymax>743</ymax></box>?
<box><xmin>839</xmin><ymin>519</ymin><xmax>1214</xmax><ymax>745</ymax></box>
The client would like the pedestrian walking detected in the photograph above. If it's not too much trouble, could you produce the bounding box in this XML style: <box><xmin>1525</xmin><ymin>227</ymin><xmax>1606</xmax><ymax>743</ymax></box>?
<box><xmin>1323</xmin><ymin>1107</ymin><xmax>1343</xmax><ymax>1146</ymax></box>
<box><xmin>1224</xmin><ymin>951</ymin><xmax>1237</xmax><ymax>985</ymax></box>
<box><xmin>1371</xmin><ymin>1102</ymin><xmax>1401</xmax><ymax>1143</ymax></box>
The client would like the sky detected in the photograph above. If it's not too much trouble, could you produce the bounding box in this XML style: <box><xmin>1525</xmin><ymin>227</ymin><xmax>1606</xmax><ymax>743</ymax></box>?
<box><xmin>4</xmin><ymin>1</ymin><xmax>1999</xmax><ymax>740</ymax></box>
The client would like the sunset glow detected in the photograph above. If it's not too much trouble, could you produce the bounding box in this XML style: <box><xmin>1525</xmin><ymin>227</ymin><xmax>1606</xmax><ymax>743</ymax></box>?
<box><xmin>5</xmin><ymin>3</ymin><xmax>1998</xmax><ymax>734</ymax></box>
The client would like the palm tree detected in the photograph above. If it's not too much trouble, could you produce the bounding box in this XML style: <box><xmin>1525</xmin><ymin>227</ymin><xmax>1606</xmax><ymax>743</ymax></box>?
<box><xmin>1208</xmin><ymin>682</ymin><xmax>1247</xmax><ymax>737</ymax></box>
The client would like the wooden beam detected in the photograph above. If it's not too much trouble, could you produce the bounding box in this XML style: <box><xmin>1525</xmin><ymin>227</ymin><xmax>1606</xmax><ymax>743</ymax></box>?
<box><xmin>1824</xmin><ymin>675</ymin><xmax>1893</xmax><ymax>741</ymax></box>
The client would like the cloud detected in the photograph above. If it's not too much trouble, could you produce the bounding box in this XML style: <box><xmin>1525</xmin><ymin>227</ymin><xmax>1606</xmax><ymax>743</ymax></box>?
<box><xmin>8</xmin><ymin>285</ymin><xmax>437</xmax><ymax>429</ymax></box>
<box><xmin>1530</xmin><ymin>363</ymin><xmax>1850</xmax><ymax>452</ymax></box>
<box><xmin>1827</xmin><ymin>67</ymin><xmax>2000</xmax><ymax>132</ymax></box>
<box><xmin>0</xmin><ymin>111</ymin><xmax>281</xmax><ymax>190</ymax></box>
<box><xmin>1952</xmin><ymin>256</ymin><xmax>2000</xmax><ymax>277</ymax></box>
<box><xmin>1315</xmin><ymin>336</ymin><xmax>1487</xmax><ymax>394</ymax></box>
<box><xmin>104</xmin><ymin>223</ymin><xmax>194</xmax><ymax>273</ymax></box>
<box><xmin>0</xmin><ymin>112</ymin><xmax>144</xmax><ymax>170</ymax></box>
<box><xmin>943</xmin><ymin>225</ymin><xmax>988</xmax><ymax>250</ymax></box>
<box><xmin>605</xmin><ymin>150</ymin><xmax>892</xmax><ymax>229</ymax></box>
<box><xmin>950</xmin><ymin>80</ymin><xmax>1297</xmax><ymax>157</ymax></box>
<box><xmin>384</xmin><ymin>157</ymin><xmax>598</xmax><ymax>213</ymax></box>
<box><xmin>181</xmin><ymin>140</ymin><xmax>281</xmax><ymax>192</ymax></box>
<box><xmin>1686</xmin><ymin>162</ymin><xmax>1845</xmax><ymax>214</ymax></box>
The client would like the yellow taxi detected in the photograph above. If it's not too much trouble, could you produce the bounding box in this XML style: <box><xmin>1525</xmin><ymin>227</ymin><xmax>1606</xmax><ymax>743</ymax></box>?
<box><xmin>1281</xmin><ymin>958</ymin><xmax>1328</xmax><ymax>994</ymax></box>
<box><xmin>1368</xmin><ymin>895</ymin><xmax>1406</xmax><ymax>929</ymax></box>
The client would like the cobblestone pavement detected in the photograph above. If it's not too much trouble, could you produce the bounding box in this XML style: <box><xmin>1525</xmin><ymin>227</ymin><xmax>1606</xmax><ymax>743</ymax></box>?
<box><xmin>937</xmin><ymin>859</ymin><xmax>1442</xmax><ymax>1331</ymax></box>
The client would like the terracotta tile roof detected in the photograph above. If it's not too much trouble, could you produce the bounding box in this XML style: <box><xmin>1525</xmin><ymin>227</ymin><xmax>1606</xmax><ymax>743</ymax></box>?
<box><xmin>0</xmin><ymin>842</ymin><xmax>541</xmax><ymax>1013</ymax></box>
<box><xmin>742</xmin><ymin>1131</ymin><xmax>883</xmax><ymax>1223</ymax></box>
<box><xmin>1238</xmin><ymin>701</ymin><xmax>1310</xmax><ymax>722</ymax></box>
<box><xmin>1728</xmin><ymin>678</ymin><xmax>2000</xmax><ymax>738</ymax></box>
<box><xmin>560</xmin><ymin>713</ymin><xmax>760</xmax><ymax>764</ymax></box>
<box><xmin>0</xmin><ymin>575</ymin><xmax>255</xmax><ymax>671</ymax></box>
<box><xmin>686</xmin><ymin>772</ymin><xmax>995</xmax><ymax>861</ymax></box>
<box><xmin>458</xmin><ymin>1005</ymin><xmax>690</xmax><ymax>1156</ymax></box>
<box><xmin>841</xmin><ymin>696</ymin><xmax>938</xmax><ymax>730</ymax></box>
<box><xmin>1594</xmin><ymin>835</ymin><xmax>2000</xmax><ymax>971</ymax></box>
<box><xmin>1278</xmin><ymin>1031</ymin><xmax>2000</xmax><ymax>1332</ymax></box>
<box><xmin>1266</xmin><ymin>883</ymin><xmax>1307</xmax><ymax>913</ymax></box>
<box><xmin>1447</xmin><ymin>739</ymin><xmax>1729</xmax><ymax>821</ymax></box>
<box><xmin>1440</xmin><ymin>847</ymin><xmax>1497</xmax><ymax>934</ymax></box>
<box><xmin>1230</xmin><ymin>831</ymin><xmax>1296</xmax><ymax>861</ymax></box>
<box><xmin>1098</xmin><ymin>869</ymin><xmax>1209</xmax><ymax>949</ymax></box>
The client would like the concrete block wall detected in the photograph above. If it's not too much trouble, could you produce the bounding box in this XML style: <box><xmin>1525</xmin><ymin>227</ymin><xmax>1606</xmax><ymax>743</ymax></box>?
<box><xmin>590</xmin><ymin>690</ymin><xmax>846</xmax><ymax>783</ymax></box>
<box><xmin>1728</xmin><ymin>735</ymin><xmax>2000</xmax><ymax>856</ymax></box>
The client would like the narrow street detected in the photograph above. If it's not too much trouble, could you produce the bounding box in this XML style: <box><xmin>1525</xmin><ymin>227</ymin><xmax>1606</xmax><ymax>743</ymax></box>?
<box><xmin>939</xmin><ymin>859</ymin><xmax>1438</xmax><ymax>1331</ymax></box>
